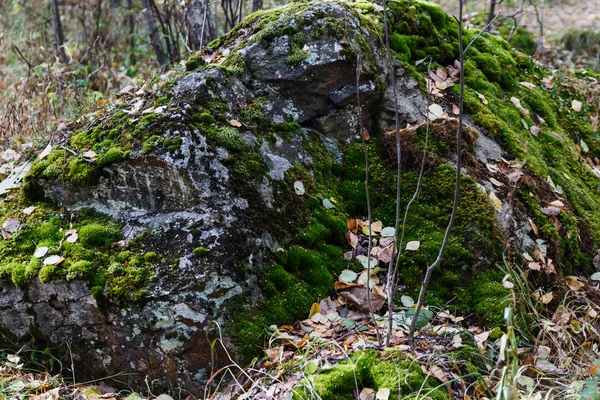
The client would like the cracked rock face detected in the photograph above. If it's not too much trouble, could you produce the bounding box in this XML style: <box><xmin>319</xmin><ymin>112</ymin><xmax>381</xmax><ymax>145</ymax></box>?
<box><xmin>0</xmin><ymin>0</ymin><xmax>441</xmax><ymax>394</ymax></box>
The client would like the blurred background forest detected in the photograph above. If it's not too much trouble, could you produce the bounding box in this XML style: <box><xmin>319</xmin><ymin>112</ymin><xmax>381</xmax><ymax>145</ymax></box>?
<box><xmin>0</xmin><ymin>0</ymin><xmax>599</xmax><ymax>174</ymax></box>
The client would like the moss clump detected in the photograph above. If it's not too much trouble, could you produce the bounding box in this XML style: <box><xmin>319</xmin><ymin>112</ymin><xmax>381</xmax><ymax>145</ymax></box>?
<box><xmin>286</xmin><ymin>31</ymin><xmax>308</xmax><ymax>65</ymax></box>
<box><xmin>38</xmin><ymin>265</ymin><xmax>56</xmax><ymax>284</ymax></box>
<box><xmin>222</xmin><ymin>52</ymin><xmax>246</xmax><ymax>75</ymax></box>
<box><xmin>192</xmin><ymin>247</ymin><xmax>208</xmax><ymax>257</ymax></box>
<box><xmin>115</xmin><ymin>251</ymin><xmax>133</xmax><ymax>263</ymax></box>
<box><xmin>208</xmin><ymin>126</ymin><xmax>247</xmax><ymax>152</ymax></box>
<box><xmin>66</xmin><ymin>260</ymin><xmax>93</xmax><ymax>281</ymax></box>
<box><xmin>79</xmin><ymin>223</ymin><xmax>121</xmax><ymax>247</ymax></box>
<box><xmin>143</xmin><ymin>251</ymin><xmax>159</xmax><ymax>263</ymax></box>
<box><xmin>66</xmin><ymin>158</ymin><xmax>95</xmax><ymax>185</ymax></box>
<box><xmin>272</xmin><ymin>121</ymin><xmax>302</xmax><ymax>141</ymax></box>
<box><xmin>142</xmin><ymin>135</ymin><xmax>162</xmax><ymax>155</ymax></box>
<box><xmin>97</xmin><ymin>147</ymin><xmax>126</xmax><ymax>166</ymax></box>
<box><xmin>186</xmin><ymin>53</ymin><xmax>206</xmax><ymax>71</ymax></box>
<box><xmin>105</xmin><ymin>266</ymin><xmax>152</xmax><ymax>300</ymax></box>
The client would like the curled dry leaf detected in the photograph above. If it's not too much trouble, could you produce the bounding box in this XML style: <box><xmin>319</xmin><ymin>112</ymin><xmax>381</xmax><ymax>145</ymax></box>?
<box><xmin>337</xmin><ymin>285</ymin><xmax>386</xmax><ymax>313</ymax></box>
<box><xmin>82</xmin><ymin>150</ymin><xmax>98</xmax><ymax>160</ymax></box>
<box><xmin>541</xmin><ymin>292</ymin><xmax>553</xmax><ymax>304</ymax></box>
<box><xmin>380</xmin><ymin>227</ymin><xmax>395</xmax><ymax>237</ymax></box>
<box><xmin>22</xmin><ymin>206</ymin><xmax>36</xmax><ymax>215</ymax></box>
<box><xmin>405</xmin><ymin>241</ymin><xmax>420</xmax><ymax>251</ymax></box>
<box><xmin>489</xmin><ymin>192</ymin><xmax>502</xmax><ymax>211</ymax></box>
<box><xmin>530</xmin><ymin>126</ymin><xmax>541</xmax><ymax>136</ymax></box>
<box><xmin>476</xmin><ymin>91</ymin><xmax>488</xmax><ymax>105</ymax></box>
<box><xmin>43</xmin><ymin>255</ymin><xmax>64</xmax><ymax>266</ymax></box>
<box><xmin>38</xmin><ymin>144</ymin><xmax>53</xmax><ymax>160</ymax></box>
<box><xmin>428</xmin><ymin>104</ymin><xmax>444</xmax><ymax>120</ymax></box>
<box><xmin>541</xmin><ymin>206</ymin><xmax>561</xmax><ymax>216</ymax></box>
<box><xmin>346</xmin><ymin>231</ymin><xmax>358</xmax><ymax>248</ymax></box>
<box><xmin>550</xmin><ymin>200</ymin><xmax>564</xmax><ymax>208</ymax></box>
<box><xmin>2</xmin><ymin>217</ymin><xmax>20</xmax><ymax>233</ymax></box>
<box><xmin>507</xmin><ymin>170</ymin><xmax>523</xmax><ymax>184</ymax></box>
<box><xmin>229</xmin><ymin>119</ymin><xmax>242</xmax><ymax>128</ymax></box>
<box><xmin>528</xmin><ymin>262</ymin><xmax>541</xmax><ymax>271</ymax></box>
<box><xmin>34</xmin><ymin>246</ymin><xmax>49</xmax><ymax>259</ymax></box>
<box><xmin>490</xmin><ymin>178</ymin><xmax>503</xmax><ymax>187</ymax></box>
<box><xmin>510</xmin><ymin>97</ymin><xmax>530</xmax><ymax>116</ymax></box>
<box><xmin>293</xmin><ymin>180</ymin><xmax>305</xmax><ymax>196</ymax></box>
<box><xmin>65</xmin><ymin>229</ymin><xmax>78</xmax><ymax>243</ymax></box>
<box><xmin>519</xmin><ymin>81</ymin><xmax>536</xmax><ymax>90</ymax></box>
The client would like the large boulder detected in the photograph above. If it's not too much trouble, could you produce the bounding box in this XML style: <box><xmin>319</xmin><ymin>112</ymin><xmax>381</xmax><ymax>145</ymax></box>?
<box><xmin>1</xmin><ymin>0</ymin><xmax>600</xmax><ymax>395</ymax></box>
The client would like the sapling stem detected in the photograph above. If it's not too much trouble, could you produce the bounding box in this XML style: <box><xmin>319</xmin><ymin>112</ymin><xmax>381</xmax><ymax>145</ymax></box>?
<box><xmin>356</xmin><ymin>54</ymin><xmax>382</xmax><ymax>345</ymax></box>
<box><xmin>407</xmin><ymin>5</ymin><xmax>500</xmax><ymax>345</ymax></box>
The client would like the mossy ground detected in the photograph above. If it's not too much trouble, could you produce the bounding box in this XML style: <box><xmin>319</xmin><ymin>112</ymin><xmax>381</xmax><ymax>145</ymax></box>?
<box><xmin>2</xmin><ymin>0</ymin><xmax>599</xmax><ymax>375</ymax></box>
<box><xmin>296</xmin><ymin>350</ymin><xmax>449</xmax><ymax>400</ymax></box>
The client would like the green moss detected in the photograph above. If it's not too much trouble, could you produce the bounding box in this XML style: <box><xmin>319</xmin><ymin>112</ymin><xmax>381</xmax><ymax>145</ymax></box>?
<box><xmin>79</xmin><ymin>223</ymin><xmax>121</xmax><ymax>247</ymax></box>
<box><xmin>192</xmin><ymin>247</ymin><xmax>208</xmax><ymax>257</ymax></box>
<box><xmin>196</xmin><ymin>112</ymin><xmax>216</xmax><ymax>125</ymax></box>
<box><xmin>38</xmin><ymin>265</ymin><xmax>56</xmax><ymax>284</ymax></box>
<box><xmin>105</xmin><ymin>266</ymin><xmax>152</xmax><ymax>300</ymax></box>
<box><xmin>221</xmin><ymin>52</ymin><xmax>246</xmax><ymax>76</ymax></box>
<box><xmin>66</xmin><ymin>158</ymin><xmax>95</xmax><ymax>185</ymax></box>
<box><xmin>142</xmin><ymin>135</ymin><xmax>162</xmax><ymax>154</ymax></box>
<box><xmin>143</xmin><ymin>251</ymin><xmax>159</xmax><ymax>263</ymax></box>
<box><xmin>115</xmin><ymin>251</ymin><xmax>132</xmax><ymax>263</ymax></box>
<box><xmin>186</xmin><ymin>53</ymin><xmax>206</xmax><ymax>71</ymax></box>
<box><xmin>306</xmin><ymin>350</ymin><xmax>448</xmax><ymax>400</ymax></box>
<box><xmin>66</xmin><ymin>260</ymin><xmax>93</xmax><ymax>281</ymax></box>
<box><xmin>286</xmin><ymin>31</ymin><xmax>308</xmax><ymax>65</ymax></box>
<box><xmin>272</xmin><ymin>121</ymin><xmax>302</xmax><ymax>141</ymax></box>
<box><xmin>208</xmin><ymin>126</ymin><xmax>247</xmax><ymax>152</ymax></box>
<box><xmin>98</xmin><ymin>147</ymin><xmax>125</xmax><ymax>166</ymax></box>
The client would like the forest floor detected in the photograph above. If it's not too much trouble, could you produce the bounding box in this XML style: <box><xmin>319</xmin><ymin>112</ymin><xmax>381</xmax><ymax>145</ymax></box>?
<box><xmin>1</xmin><ymin>1</ymin><xmax>600</xmax><ymax>399</ymax></box>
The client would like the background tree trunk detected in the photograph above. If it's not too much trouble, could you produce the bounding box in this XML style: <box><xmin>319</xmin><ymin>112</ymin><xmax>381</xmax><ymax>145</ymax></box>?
<box><xmin>141</xmin><ymin>0</ymin><xmax>168</xmax><ymax>70</ymax></box>
<box><xmin>50</xmin><ymin>0</ymin><xmax>69</xmax><ymax>64</ymax></box>
<box><xmin>186</xmin><ymin>0</ymin><xmax>216</xmax><ymax>50</ymax></box>
<box><xmin>252</xmin><ymin>0</ymin><xmax>263</xmax><ymax>13</ymax></box>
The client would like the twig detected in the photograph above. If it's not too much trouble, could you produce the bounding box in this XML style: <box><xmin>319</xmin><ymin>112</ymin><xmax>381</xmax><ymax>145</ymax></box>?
<box><xmin>408</xmin><ymin>0</ymin><xmax>467</xmax><ymax>345</ymax></box>
<box><xmin>381</xmin><ymin>0</ymin><xmax>404</xmax><ymax>348</ymax></box>
<box><xmin>356</xmin><ymin>54</ymin><xmax>382</xmax><ymax>346</ymax></box>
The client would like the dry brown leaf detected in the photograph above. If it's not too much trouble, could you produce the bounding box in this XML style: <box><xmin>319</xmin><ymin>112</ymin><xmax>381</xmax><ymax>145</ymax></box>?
<box><xmin>541</xmin><ymin>292</ymin><xmax>553</xmax><ymax>304</ymax></box>
<box><xmin>429</xmin><ymin>365</ymin><xmax>448</xmax><ymax>383</ymax></box>
<box><xmin>346</xmin><ymin>231</ymin><xmax>358</xmax><ymax>248</ymax></box>
<box><xmin>370</xmin><ymin>220</ymin><xmax>383</xmax><ymax>233</ymax></box>
<box><xmin>436</xmin><ymin>67</ymin><xmax>448</xmax><ymax>81</ymax></box>
<box><xmin>490</xmin><ymin>178</ymin><xmax>503</xmax><ymax>187</ymax></box>
<box><xmin>362</xmin><ymin>128</ymin><xmax>370</xmax><ymax>141</ymax></box>
<box><xmin>528</xmin><ymin>262</ymin><xmax>541</xmax><ymax>271</ymax></box>
<box><xmin>528</xmin><ymin>218</ymin><xmax>539</xmax><ymax>235</ymax></box>
<box><xmin>229</xmin><ymin>119</ymin><xmax>242</xmax><ymax>127</ymax></box>
<box><xmin>347</xmin><ymin>219</ymin><xmax>358</xmax><ymax>233</ymax></box>
<box><xmin>476</xmin><ymin>91</ymin><xmax>488</xmax><ymax>105</ymax></box>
